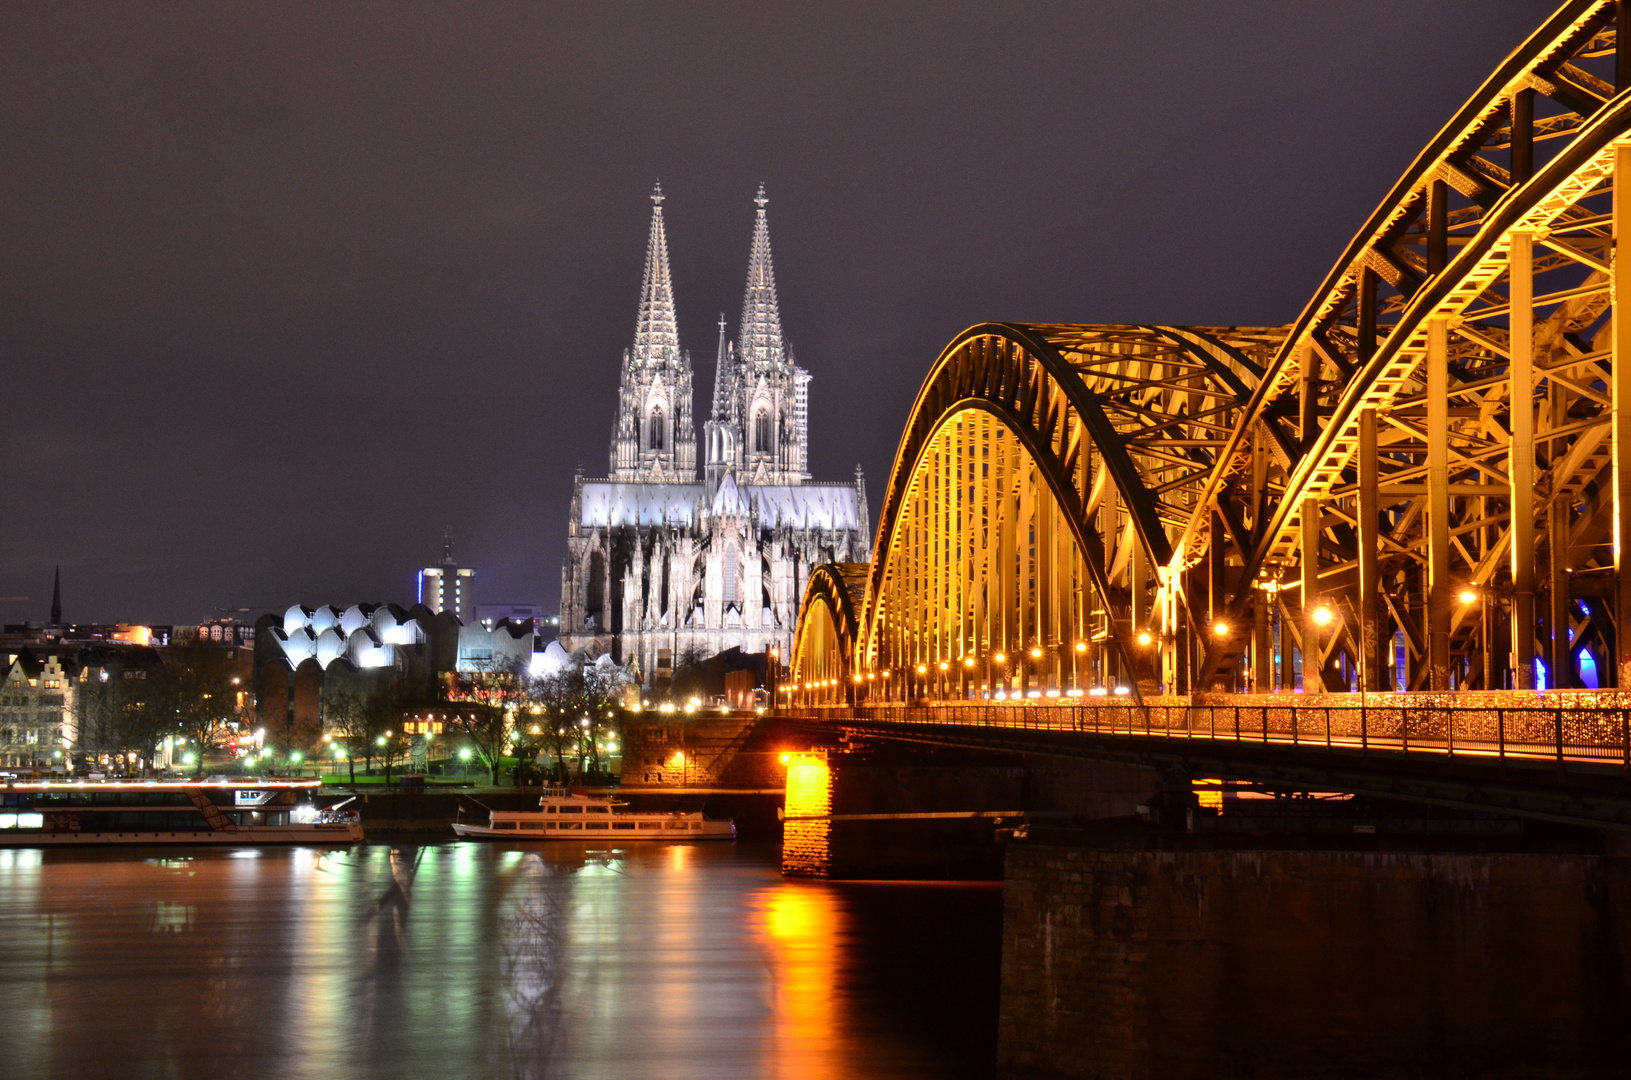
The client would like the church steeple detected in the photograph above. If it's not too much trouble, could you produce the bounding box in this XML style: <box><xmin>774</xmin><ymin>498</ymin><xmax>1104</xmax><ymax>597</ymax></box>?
<box><xmin>730</xmin><ymin>185</ymin><xmax>809</xmax><ymax>485</ymax></box>
<box><xmin>609</xmin><ymin>183</ymin><xmax>697</xmax><ymax>482</ymax></box>
<box><xmin>631</xmin><ymin>182</ymin><xmax>681</xmax><ymax>368</ymax></box>
<box><xmin>49</xmin><ymin>566</ymin><xmax>61</xmax><ymax>627</ymax></box>
<box><xmin>738</xmin><ymin>183</ymin><xmax>786</xmax><ymax>369</ymax></box>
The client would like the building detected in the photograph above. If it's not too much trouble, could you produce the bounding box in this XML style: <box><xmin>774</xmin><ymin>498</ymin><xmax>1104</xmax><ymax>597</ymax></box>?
<box><xmin>558</xmin><ymin>185</ymin><xmax>871</xmax><ymax>682</ymax></box>
<box><xmin>418</xmin><ymin>532</ymin><xmax>475</xmax><ymax>623</ymax></box>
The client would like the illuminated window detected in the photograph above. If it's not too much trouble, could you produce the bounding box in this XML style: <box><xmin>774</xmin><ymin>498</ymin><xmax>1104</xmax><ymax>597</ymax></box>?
<box><xmin>755</xmin><ymin>411</ymin><xmax>772</xmax><ymax>453</ymax></box>
<box><xmin>649</xmin><ymin>408</ymin><xmax>666</xmax><ymax>451</ymax></box>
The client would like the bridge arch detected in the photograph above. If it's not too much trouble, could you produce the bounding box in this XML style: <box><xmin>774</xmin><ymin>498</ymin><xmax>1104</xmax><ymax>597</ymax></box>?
<box><xmin>788</xmin><ymin>562</ymin><xmax>867</xmax><ymax>705</ymax></box>
<box><xmin>797</xmin><ymin>323</ymin><xmax>1283</xmax><ymax>700</ymax></box>
<box><xmin>1185</xmin><ymin>0</ymin><xmax>1631</xmax><ymax>693</ymax></box>
<box><xmin>793</xmin><ymin>1</ymin><xmax>1631</xmax><ymax>702</ymax></box>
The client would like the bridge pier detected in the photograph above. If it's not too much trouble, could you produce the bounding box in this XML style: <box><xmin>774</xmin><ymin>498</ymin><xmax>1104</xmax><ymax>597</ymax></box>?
<box><xmin>779</xmin><ymin>745</ymin><xmax>1159</xmax><ymax>879</ymax></box>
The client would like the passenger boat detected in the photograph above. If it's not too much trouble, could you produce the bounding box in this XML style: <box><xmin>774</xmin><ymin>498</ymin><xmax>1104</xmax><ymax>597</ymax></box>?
<box><xmin>0</xmin><ymin>778</ymin><xmax>364</xmax><ymax>845</ymax></box>
<box><xmin>452</xmin><ymin>787</ymin><xmax>735</xmax><ymax>841</ymax></box>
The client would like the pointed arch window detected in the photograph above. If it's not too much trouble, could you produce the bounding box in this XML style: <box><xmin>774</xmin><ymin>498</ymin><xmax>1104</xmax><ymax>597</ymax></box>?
<box><xmin>648</xmin><ymin>408</ymin><xmax>666</xmax><ymax>452</ymax></box>
<box><xmin>754</xmin><ymin>411</ymin><xmax>772</xmax><ymax>454</ymax></box>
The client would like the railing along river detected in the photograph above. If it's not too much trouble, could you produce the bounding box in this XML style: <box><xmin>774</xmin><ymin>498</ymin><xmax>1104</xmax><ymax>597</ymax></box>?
<box><xmin>784</xmin><ymin>691</ymin><xmax>1631</xmax><ymax>769</ymax></box>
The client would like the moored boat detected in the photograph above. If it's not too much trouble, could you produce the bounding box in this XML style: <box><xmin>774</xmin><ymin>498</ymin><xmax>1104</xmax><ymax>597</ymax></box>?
<box><xmin>0</xmin><ymin>778</ymin><xmax>364</xmax><ymax>845</ymax></box>
<box><xmin>452</xmin><ymin>787</ymin><xmax>735</xmax><ymax>840</ymax></box>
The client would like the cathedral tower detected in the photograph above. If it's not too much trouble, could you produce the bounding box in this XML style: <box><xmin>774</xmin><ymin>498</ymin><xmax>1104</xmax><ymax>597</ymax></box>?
<box><xmin>707</xmin><ymin>184</ymin><xmax>809</xmax><ymax>487</ymax></box>
<box><xmin>610</xmin><ymin>183</ymin><xmax>697</xmax><ymax>482</ymax></box>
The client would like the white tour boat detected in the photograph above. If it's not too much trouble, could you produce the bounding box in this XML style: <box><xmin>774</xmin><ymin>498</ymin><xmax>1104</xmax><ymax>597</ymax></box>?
<box><xmin>452</xmin><ymin>787</ymin><xmax>735</xmax><ymax>841</ymax></box>
<box><xmin>0</xmin><ymin>778</ymin><xmax>364</xmax><ymax>845</ymax></box>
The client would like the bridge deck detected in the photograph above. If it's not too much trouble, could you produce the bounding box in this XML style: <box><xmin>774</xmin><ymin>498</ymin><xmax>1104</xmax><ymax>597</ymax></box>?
<box><xmin>782</xmin><ymin>691</ymin><xmax>1631</xmax><ymax>830</ymax></box>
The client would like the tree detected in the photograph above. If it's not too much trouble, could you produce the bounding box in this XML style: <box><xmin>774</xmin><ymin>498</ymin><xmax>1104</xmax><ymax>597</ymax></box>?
<box><xmin>521</xmin><ymin>654</ymin><xmax>632</xmax><ymax>784</ymax></box>
<box><xmin>323</xmin><ymin>689</ymin><xmax>373</xmax><ymax>785</ymax></box>
<box><xmin>444</xmin><ymin>700</ymin><xmax>511</xmax><ymax>786</ymax></box>
<box><xmin>162</xmin><ymin>638</ymin><xmax>243</xmax><ymax>775</ymax></box>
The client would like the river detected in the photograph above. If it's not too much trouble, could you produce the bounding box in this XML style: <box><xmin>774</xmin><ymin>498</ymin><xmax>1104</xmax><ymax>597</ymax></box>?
<box><xmin>0</xmin><ymin>842</ymin><xmax>1002</xmax><ymax>1080</ymax></box>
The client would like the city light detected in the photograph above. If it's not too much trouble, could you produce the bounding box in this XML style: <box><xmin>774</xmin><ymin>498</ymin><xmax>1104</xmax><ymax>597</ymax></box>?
<box><xmin>1137</xmin><ymin>631</ymin><xmax>1153</xmax><ymax>647</ymax></box>
<box><xmin>1030</xmin><ymin>647</ymin><xmax>1042</xmax><ymax>659</ymax></box>
<box><xmin>938</xmin><ymin>661</ymin><xmax>949</xmax><ymax>671</ymax></box>
<box><xmin>1074</xmin><ymin>641</ymin><xmax>1087</xmax><ymax>653</ymax></box>
<box><xmin>1312</xmin><ymin>606</ymin><xmax>1334</xmax><ymax>626</ymax></box>
<box><xmin>963</xmin><ymin>657</ymin><xmax>974</xmax><ymax>668</ymax></box>
<box><xmin>1212</xmin><ymin>622</ymin><xmax>1229</xmax><ymax>637</ymax></box>
<box><xmin>1459</xmin><ymin>589</ymin><xmax>1478</xmax><ymax>605</ymax></box>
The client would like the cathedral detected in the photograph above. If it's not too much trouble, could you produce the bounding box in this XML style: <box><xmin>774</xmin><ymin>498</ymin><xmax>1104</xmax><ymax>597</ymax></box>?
<box><xmin>558</xmin><ymin>184</ymin><xmax>871</xmax><ymax>682</ymax></box>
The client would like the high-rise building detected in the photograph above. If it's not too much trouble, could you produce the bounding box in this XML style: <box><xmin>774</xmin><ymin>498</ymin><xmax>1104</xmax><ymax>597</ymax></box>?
<box><xmin>418</xmin><ymin>531</ymin><xmax>475</xmax><ymax>623</ymax></box>
<box><xmin>559</xmin><ymin>185</ymin><xmax>870</xmax><ymax>682</ymax></box>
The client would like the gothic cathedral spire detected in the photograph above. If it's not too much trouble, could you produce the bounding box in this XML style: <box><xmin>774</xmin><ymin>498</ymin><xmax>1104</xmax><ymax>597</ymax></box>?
<box><xmin>727</xmin><ymin>185</ymin><xmax>809</xmax><ymax>485</ymax></box>
<box><xmin>631</xmin><ymin>181</ymin><xmax>681</xmax><ymax>368</ymax></box>
<box><xmin>737</xmin><ymin>183</ymin><xmax>786</xmax><ymax>368</ymax></box>
<box><xmin>610</xmin><ymin>183</ymin><xmax>697</xmax><ymax>482</ymax></box>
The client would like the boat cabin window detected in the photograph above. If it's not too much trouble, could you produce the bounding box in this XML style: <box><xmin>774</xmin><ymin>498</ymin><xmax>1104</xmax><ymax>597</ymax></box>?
<box><xmin>519</xmin><ymin>821</ymin><xmax>545</xmax><ymax>830</ymax></box>
<box><xmin>638</xmin><ymin>822</ymin><xmax>663</xmax><ymax>829</ymax></box>
<box><xmin>493</xmin><ymin>821</ymin><xmax>517</xmax><ymax>830</ymax></box>
<box><xmin>545</xmin><ymin>806</ymin><xmax>557</xmax><ymax>813</ymax></box>
<box><xmin>587</xmin><ymin>805</ymin><xmax>610</xmax><ymax>813</ymax></box>
<box><xmin>613</xmin><ymin>822</ymin><xmax>636</xmax><ymax>830</ymax></box>
<box><xmin>585</xmin><ymin>822</ymin><xmax>609</xmax><ymax>829</ymax></box>
<box><xmin>558</xmin><ymin>805</ymin><xmax>582</xmax><ymax>814</ymax></box>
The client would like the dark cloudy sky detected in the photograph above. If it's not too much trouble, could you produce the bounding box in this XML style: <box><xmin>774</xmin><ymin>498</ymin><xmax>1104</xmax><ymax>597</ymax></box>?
<box><xmin>0</xmin><ymin>1</ymin><xmax>1545</xmax><ymax>625</ymax></box>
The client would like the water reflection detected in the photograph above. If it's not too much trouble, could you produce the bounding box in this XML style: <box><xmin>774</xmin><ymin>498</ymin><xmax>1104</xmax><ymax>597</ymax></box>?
<box><xmin>0</xmin><ymin>843</ymin><xmax>998</xmax><ymax>1080</ymax></box>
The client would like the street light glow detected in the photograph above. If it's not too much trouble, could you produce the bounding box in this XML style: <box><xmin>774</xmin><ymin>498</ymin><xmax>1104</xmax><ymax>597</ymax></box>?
<box><xmin>1312</xmin><ymin>606</ymin><xmax>1333</xmax><ymax>626</ymax></box>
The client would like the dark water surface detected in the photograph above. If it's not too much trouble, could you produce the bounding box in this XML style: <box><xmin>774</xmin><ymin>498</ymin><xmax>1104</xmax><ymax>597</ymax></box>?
<box><xmin>0</xmin><ymin>842</ymin><xmax>1001</xmax><ymax>1080</ymax></box>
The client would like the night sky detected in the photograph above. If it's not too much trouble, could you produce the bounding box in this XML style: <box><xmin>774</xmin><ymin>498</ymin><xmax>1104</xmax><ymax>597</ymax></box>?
<box><xmin>0</xmin><ymin>1</ymin><xmax>1546</xmax><ymax>626</ymax></box>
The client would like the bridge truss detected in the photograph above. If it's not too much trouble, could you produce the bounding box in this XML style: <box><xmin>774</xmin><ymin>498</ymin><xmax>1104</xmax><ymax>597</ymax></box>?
<box><xmin>794</xmin><ymin>0</ymin><xmax>1631</xmax><ymax>714</ymax></box>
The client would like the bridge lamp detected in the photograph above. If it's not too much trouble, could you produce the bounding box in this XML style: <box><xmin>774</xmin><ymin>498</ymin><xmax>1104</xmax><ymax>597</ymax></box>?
<box><xmin>780</xmin><ymin>753</ymin><xmax>791</xmax><ymax>765</ymax></box>
<box><xmin>852</xmin><ymin>674</ymin><xmax>863</xmax><ymax>684</ymax></box>
<box><xmin>939</xmin><ymin>661</ymin><xmax>949</xmax><ymax>672</ymax></box>
<box><xmin>1459</xmin><ymin>589</ymin><xmax>1478</xmax><ymax>605</ymax></box>
<box><xmin>1074</xmin><ymin>641</ymin><xmax>1087</xmax><ymax>653</ymax></box>
<box><xmin>867</xmin><ymin>672</ymin><xmax>876</xmax><ymax>680</ymax></box>
<box><xmin>917</xmin><ymin>664</ymin><xmax>928</xmax><ymax>674</ymax></box>
<box><xmin>1212</xmin><ymin>622</ymin><xmax>1230</xmax><ymax>638</ymax></box>
<box><xmin>1311</xmin><ymin>606</ymin><xmax>1334</xmax><ymax>627</ymax></box>
<box><xmin>994</xmin><ymin>653</ymin><xmax>1006</xmax><ymax>664</ymax></box>
<box><xmin>964</xmin><ymin>657</ymin><xmax>975</xmax><ymax>668</ymax></box>
<box><xmin>1136</xmin><ymin>631</ymin><xmax>1153</xmax><ymax>647</ymax></box>
<box><xmin>1030</xmin><ymin>647</ymin><xmax>1043</xmax><ymax>659</ymax></box>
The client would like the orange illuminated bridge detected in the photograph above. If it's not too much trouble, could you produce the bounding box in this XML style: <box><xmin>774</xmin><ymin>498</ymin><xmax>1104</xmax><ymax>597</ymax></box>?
<box><xmin>786</xmin><ymin>0</ymin><xmax>1631</xmax><ymax>831</ymax></box>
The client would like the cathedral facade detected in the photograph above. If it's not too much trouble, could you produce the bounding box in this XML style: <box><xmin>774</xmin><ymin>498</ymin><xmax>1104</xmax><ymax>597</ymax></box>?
<box><xmin>558</xmin><ymin>185</ymin><xmax>871</xmax><ymax>682</ymax></box>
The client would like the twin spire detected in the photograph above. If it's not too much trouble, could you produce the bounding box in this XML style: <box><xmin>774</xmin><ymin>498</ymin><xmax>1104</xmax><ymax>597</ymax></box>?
<box><xmin>630</xmin><ymin>180</ymin><xmax>789</xmax><ymax>398</ymax></box>
<box><xmin>629</xmin><ymin>182</ymin><xmax>681</xmax><ymax>368</ymax></box>
<box><xmin>738</xmin><ymin>182</ymin><xmax>786</xmax><ymax>369</ymax></box>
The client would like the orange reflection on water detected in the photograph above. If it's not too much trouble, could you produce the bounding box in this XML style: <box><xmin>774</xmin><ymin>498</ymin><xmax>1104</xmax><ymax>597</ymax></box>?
<box><xmin>755</xmin><ymin>882</ymin><xmax>846</xmax><ymax>1078</ymax></box>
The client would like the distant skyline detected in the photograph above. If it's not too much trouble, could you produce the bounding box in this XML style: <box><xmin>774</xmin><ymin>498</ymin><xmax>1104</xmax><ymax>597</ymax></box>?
<box><xmin>0</xmin><ymin>2</ymin><xmax>1543</xmax><ymax>625</ymax></box>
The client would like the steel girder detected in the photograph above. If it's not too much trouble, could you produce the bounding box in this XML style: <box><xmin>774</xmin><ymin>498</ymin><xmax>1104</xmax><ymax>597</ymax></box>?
<box><xmin>1192</xmin><ymin>0</ymin><xmax>1631</xmax><ymax>693</ymax></box>
<box><xmin>790</xmin><ymin>562</ymin><xmax>868</xmax><ymax>702</ymax></box>
<box><xmin>808</xmin><ymin>323</ymin><xmax>1283</xmax><ymax>699</ymax></box>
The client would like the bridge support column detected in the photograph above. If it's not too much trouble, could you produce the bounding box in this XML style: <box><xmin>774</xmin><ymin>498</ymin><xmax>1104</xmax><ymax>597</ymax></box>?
<box><xmin>1358</xmin><ymin>407</ymin><xmax>1387</xmax><ymax>691</ymax></box>
<box><xmin>1300</xmin><ymin>497</ymin><xmax>1324</xmax><ymax>691</ymax></box>
<box><xmin>1427</xmin><ymin>316</ymin><xmax>1452</xmax><ymax>690</ymax></box>
<box><xmin>1615</xmin><ymin>141</ymin><xmax>1631</xmax><ymax>687</ymax></box>
<box><xmin>1510</xmin><ymin>230</ymin><xmax>1536</xmax><ymax>690</ymax></box>
<box><xmin>1549</xmin><ymin>379</ymin><xmax>1573</xmax><ymax>689</ymax></box>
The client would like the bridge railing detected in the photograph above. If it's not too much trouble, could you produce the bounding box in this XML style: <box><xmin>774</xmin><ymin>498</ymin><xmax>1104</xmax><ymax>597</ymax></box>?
<box><xmin>784</xmin><ymin>692</ymin><xmax>1631</xmax><ymax>769</ymax></box>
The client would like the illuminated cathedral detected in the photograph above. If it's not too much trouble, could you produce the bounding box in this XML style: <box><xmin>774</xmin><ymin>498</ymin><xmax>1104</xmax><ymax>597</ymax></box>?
<box><xmin>558</xmin><ymin>184</ymin><xmax>871</xmax><ymax>681</ymax></box>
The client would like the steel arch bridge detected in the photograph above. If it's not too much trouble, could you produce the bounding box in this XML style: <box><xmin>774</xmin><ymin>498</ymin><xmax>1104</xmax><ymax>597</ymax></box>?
<box><xmin>786</xmin><ymin>1</ymin><xmax>1631</xmax><ymax>828</ymax></box>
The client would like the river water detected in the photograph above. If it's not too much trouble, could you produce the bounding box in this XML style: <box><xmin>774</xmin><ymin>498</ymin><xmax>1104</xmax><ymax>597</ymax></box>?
<box><xmin>0</xmin><ymin>842</ymin><xmax>1001</xmax><ymax>1080</ymax></box>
